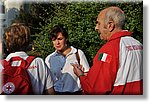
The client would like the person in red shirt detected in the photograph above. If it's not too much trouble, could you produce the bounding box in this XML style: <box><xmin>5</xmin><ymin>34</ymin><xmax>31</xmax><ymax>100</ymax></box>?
<box><xmin>72</xmin><ymin>6</ymin><xmax>143</xmax><ymax>95</ymax></box>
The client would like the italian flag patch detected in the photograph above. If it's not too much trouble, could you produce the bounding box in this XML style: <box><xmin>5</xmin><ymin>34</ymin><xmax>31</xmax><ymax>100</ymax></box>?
<box><xmin>98</xmin><ymin>53</ymin><xmax>112</xmax><ymax>63</ymax></box>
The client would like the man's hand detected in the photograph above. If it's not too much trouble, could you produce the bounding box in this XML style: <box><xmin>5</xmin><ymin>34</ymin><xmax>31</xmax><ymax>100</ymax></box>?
<box><xmin>71</xmin><ymin>63</ymin><xmax>86</xmax><ymax>77</ymax></box>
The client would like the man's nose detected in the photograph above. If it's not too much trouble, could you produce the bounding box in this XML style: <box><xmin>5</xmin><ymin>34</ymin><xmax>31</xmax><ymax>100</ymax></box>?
<box><xmin>95</xmin><ymin>25</ymin><xmax>98</xmax><ymax>31</ymax></box>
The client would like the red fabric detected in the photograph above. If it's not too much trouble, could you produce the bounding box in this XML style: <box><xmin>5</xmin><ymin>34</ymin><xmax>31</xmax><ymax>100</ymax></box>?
<box><xmin>79</xmin><ymin>31</ymin><xmax>143</xmax><ymax>95</ymax></box>
<box><xmin>1</xmin><ymin>56</ymin><xmax>35</xmax><ymax>95</ymax></box>
<box><xmin>111</xmin><ymin>80</ymin><xmax>143</xmax><ymax>95</ymax></box>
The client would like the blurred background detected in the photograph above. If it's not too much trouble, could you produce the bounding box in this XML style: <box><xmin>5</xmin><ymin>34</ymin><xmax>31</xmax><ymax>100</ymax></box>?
<box><xmin>0</xmin><ymin>0</ymin><xmax>143</xmax><ymax>66</ymax></box>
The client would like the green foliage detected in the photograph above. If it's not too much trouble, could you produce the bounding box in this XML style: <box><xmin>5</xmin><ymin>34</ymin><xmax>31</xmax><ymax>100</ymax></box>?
<box><xmin>17</xmin><ymin>1</ymin><xmax>143</xmax><ymax>66</ymax></box>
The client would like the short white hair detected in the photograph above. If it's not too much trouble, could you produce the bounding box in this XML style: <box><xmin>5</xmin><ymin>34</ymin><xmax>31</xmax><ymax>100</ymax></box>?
<box><xmin>104</xmin><ymin>7</ymin><xmax>125</xmax><ymax>29</ymax></box>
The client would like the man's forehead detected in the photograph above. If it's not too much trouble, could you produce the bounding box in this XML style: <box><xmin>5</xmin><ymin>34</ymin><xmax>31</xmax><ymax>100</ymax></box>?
<box><xmin>96</xmin><ymin>15</ymin><xmax>101</xmax><ymax>21</ymax></box>
<box><xmin>98</xmin><ymin>10</ymin><xmax>106</xmax><ymax>20</ymax></box>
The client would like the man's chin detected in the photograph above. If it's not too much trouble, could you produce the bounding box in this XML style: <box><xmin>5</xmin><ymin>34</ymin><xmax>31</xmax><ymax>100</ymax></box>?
<box><xmin>100</xmin><ymin>35</ymin><xmax>103</xmax><ymax>40</ymax></box>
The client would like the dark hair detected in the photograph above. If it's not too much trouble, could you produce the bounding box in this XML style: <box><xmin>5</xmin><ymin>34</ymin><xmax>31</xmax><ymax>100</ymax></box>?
<box><xmin>49</xmin><ymin>25</ymin><xmax>68</xmax><ymax>40</ymax></box>
<box><xmin>4</xmin><ymin>23</ymin><xmax>30</xmax><ymax>52</ymax></box>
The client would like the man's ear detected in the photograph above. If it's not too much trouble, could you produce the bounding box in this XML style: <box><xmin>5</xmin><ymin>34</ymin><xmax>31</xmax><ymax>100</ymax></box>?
<box><xmin>107</xmin><ymin>21</ymin><xmax>115</xmax><ymax>32</ymax></box>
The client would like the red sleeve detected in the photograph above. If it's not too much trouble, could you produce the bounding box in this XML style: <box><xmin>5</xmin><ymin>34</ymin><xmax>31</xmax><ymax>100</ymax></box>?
<box><xmin>79</xmin><ymin>46</ymin><xmax>119</xmax><ymax>94</ymax></box>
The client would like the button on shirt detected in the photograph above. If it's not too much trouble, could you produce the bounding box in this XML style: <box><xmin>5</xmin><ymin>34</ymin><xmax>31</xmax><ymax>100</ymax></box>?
<box><xmin>45</xmin><ymin>46</ymin><xmax>90</xmax><ymax>92</ymax></box>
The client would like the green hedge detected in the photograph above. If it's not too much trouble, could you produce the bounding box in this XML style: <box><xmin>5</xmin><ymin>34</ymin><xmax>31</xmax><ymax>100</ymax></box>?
<box><xmin>22</xmin><ymin>1</ymin><xmax>143</xmax><ymax>66</ymax></box>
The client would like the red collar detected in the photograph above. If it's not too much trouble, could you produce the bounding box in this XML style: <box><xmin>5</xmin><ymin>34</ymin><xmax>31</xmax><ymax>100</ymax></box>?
<box><xmin>108</xmin><ymin>30</ymin><xmax>132</xmax><ymax>42</ymax></box>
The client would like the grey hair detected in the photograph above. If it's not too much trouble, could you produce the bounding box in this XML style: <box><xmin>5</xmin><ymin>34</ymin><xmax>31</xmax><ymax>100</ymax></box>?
<box><xmin>104</xmin><ymin>7</ymin><xmax>125</xmax><ymax>29</ymax></box>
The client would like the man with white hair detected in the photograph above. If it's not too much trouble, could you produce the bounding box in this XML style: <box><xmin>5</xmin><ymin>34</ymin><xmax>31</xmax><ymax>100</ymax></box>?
<box><xmin>72</xmin><ymin>6</ymin><xmax>143</xmax><ymax>95</ymax></box>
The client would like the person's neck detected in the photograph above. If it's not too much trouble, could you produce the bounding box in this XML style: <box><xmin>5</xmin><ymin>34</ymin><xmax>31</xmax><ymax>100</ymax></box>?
<box><xmin>107</xmin><ymin>28</ymin><xmax>122</xmax><ymax>41</ymax></box>
<box><xmin>113</xmin><ymin>28</ymin><xmax>122</xmax><ymax>33</ymax></box>
<box><xmin>57</xmin><ymin>46</ymin><xmax>71</xmax><ymax>57</ymax></box>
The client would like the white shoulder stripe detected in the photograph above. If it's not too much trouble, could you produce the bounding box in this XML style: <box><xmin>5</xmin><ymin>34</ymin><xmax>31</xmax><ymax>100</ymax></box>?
<box><xmin>114</xmin><ymin>36</ymin><xmax>143</xmax><ymax>86</ymax></box>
